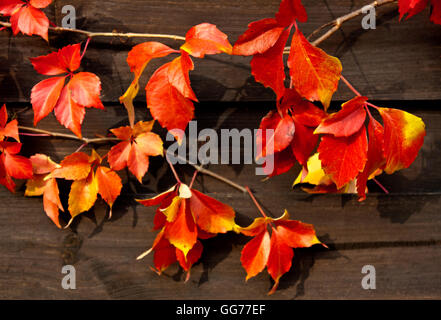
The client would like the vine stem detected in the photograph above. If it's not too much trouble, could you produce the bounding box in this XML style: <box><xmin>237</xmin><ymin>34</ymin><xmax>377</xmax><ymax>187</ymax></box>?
<box><xmin>173</xmin><ymin>154</ymin><xmax>248</xmax><ymax>193</ymax></box>
<box><xmin>0</xmin><ymin>21</ymin><xmax>186</xmax><ymax>41</ymax></box>
<box><xmin>284</xmin><ymin>0</ymin><xmax>397</xmax><ymax>53</ymax></box>
<box><xmin>18</xmin><ymin>126</ymin><xmax>119</xmax><ymax>144</ymax></box>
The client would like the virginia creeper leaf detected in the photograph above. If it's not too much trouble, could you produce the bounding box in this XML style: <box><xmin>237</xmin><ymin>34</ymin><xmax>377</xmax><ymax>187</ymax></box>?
<box><xmin>288</xmin><ymin>29</ymin><xmax>342</xmax><ymax>110</ymax></box>
<box><xmin>318</xmin><ymin>126</ymin><xmax>368</xmax><ymax>189</ymax></box>
<box><xmin>181</xmin><ymin>23</ymin><xmax>232</xmax><ymax>58</ymax></box>
<box><xmin>379</xmin><ymin>107</ymin><xmax>425</xmax><ymax>174</ymax></box>
<box><xmin>314</xmin><ymin>96</ymin><xmax>368</xmax><ymax>137</ymax></box>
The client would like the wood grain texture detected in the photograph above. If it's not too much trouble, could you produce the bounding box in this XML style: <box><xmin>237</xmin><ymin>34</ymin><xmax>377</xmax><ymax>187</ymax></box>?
<box><xmin>0</xmin><ymin>102</ymin><xmax>439</xmax><ymax>299</ymax></box>
<box><xmin>0</xmin><ymin>0</ymin><xmax>440</xmax><ymax>103</ymax></box>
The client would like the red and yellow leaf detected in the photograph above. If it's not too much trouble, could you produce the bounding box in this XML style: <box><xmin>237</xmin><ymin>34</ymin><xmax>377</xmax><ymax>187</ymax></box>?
<box><xmin>379</xmin><ymin>107</ymin><xmax>425</xmax><ymax>174</ymax></box>
<box><xmin>288</xmin><ymin>29</ymin><xmax>342</xmax><ymax>110</ymax></box>
<box><xmin>189</xmin><ymin>189</ymin><xmax>236</xmax><ymax>234</ymax></box>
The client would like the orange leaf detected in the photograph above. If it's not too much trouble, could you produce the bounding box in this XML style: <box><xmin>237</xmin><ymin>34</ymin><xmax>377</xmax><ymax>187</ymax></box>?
<box><xmin>146</xmin><ymin>60</ymin><xmax>195</xmax><ymax>144</ymax></box>
<box><xmin>30</xmin><ymin>43</ymin><xmax>103</xmax><ymax>136</ymax></box>
<box><xmin>164</xmin><ymin>198</ymin><xmax>197</xmax><ymax>257</ymax></box>
<box><xmin>379</xmin><ymin>107</ymin><xmax>425</xmax><ymax>174</ymax></box>
<box><xmin>30</xmin><ymin>76</ymin><xmax>66</xmax><ymax>125</ymax></box>
<box><xmin>68</xmin><ymin>171</ymin><xmax>99</xmax><ymax>218</ymax></box>
<box><xmin>189</xmin><ymin>189</ymin><xmax>236</xmax><ymax>234</ymax></box>
<box><xmin>127</xmin><ymin>42</ymin><xmax>178</xmax><ymax>78</ymax></box>
<box><xmin>273</xmin><ymin>211</ymin><xmax>322</xmax><ymax>248</ymax></box>
<box><xmin>240</xmin><ymin>229</ymin><xmax>271</xmax><ymax>281</ymax></box>
<box><xmin>288</xmin><ymin>29</ymin><xmax>342</xmax><ymax>110</ymax></box>
<box><xmin>42</xmin><ymin>178</ymin><xmax>63</xmax><ymax>228</ymax></box>
<box><xmin>69</xmin><ymin>72</ymin><xmax>104</xmax><ymax>109</ymax></box>
<box><xmin>53</xmin><ymin>83</ymin><xmax>86</xmax><ymax>138</ymax></box>
<box><xmin>96</xmin><ymin>166</ymin><xmax>122</xmax><ymax>211</ymax></box>
<box><xmin>181</xmin><ymin>23</ymin><xmax>232</xmax><ymax>58</ymax></box>
<box><xmin>0</xmin><ymin>104</ymin><xmax>20</xmax><ymax>142</ymax></box>
<box><xmin>9</xmin><ymin>3</ymin><xmax>49</xmax><ymax>41</ymax></box>
<box><xmin>51</xmin><ymin>152</ymin><xmax>92</xmax><ymax>180</ymax></box>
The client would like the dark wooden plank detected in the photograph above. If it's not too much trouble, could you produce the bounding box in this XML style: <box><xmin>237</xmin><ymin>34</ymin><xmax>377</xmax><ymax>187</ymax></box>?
<box><xmin>1</xmin><ymin>190</ymin><xmax>440</xmax><ymax>299</ymax></box>
<box><xmin>1</xmin><ymin>0</ymin><xmax>441</xmax><ymax>102</ymax></box>
<box><xmin>12</xmin><ymin>101</ymin><xmax>441</xmax><ymax>195</ymax></box>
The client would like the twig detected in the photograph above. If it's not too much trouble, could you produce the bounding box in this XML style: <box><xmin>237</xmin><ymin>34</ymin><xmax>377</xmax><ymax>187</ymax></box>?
<box><xmin>18</xmin><ymin>126</ymin><xmax>119</xmax><ymax>144</ymax></box>
<box><xmin>283</xmin><ymin>0</ymin><xmax>397</xmax><ymax>53</ymax></box>
<box><xmin>173</xmin><ymin>154</ymin><xmax>247</xmax><ymax>193</ymax></box>
<box><xmin>0</xmin><ymin>21</ymin><xmax>186</xmax><ymax>41</ymax></box>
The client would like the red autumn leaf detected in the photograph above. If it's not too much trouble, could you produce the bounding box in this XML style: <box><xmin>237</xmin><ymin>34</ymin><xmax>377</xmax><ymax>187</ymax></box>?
<box><xmin>96</xmin><ymin>166</ymin><xmax>123</xmax><ymax>217</ymax></box>
<box><xmin>0</xmin><ymin>0</ymin><xmax>52</xmax><ymax>41</ymax></box>
<box><xmin>30</xmin><ymin>77</ymin><xmax>66</xmax><ymax>125</ymax></box>
<box><xmin>25</xmin><ymin>154</ymin><xmax>63</xmax><ymax>228</ymax></box>
<box><xmin>50</xmin><ymin>150</ymin><xmax>122</xmax><ymax>223</ymax></box>
<box><xmin>180</xmin><ymin>23</ymin><xmax>232</xmax><ymax>58</ymax></box>
<box><xmin>431</xmin><ymin>1</ymin><xmax>441</xmax><ymax>24</ymax></box>
<box><xmin>256</xmin><ymin>110</ymin><xmax>295</xmax><ymax>159</ymax></box>
<box><xmin>176</xmin><ymin>240</ymin><xmax>203</xmax><ymax>281</ymax></box>
<box><xmin>291</xmin><ymin>117</ymin><xmax>319</xmax><ymax>167</ymax></box>
<box><xmin>30</xmin><ymin>43</ymin><xmax>103</xmax><ymax>137</ymax></box>
<box><xmin>283</xmin><ymin>89</ymin><xmax>327</xmax><ymax>127</ymax></box>
<box><xmin>314</xmin><ymin>96</ymin><xmax>368</xmax><ymax>137</ymax></box>
<box><xmin>356</xmin><ymin>116</ymin><xmax>386</xmax><ymax>201</ymax></box>
<box><xmin>288</xmin><ymin>28</ymin><xmax>342</xmax><ymax>110</ymax></box>
<box><xmin>266</xmin><ymin>227</ymin><xmax>293</xmax><ymax>295</ymax></box>
<box><xmin>238</xmin><ymin>210</ymin><xmax>322</xmax><ymax>295</ymax></box>
<box><xmin>318</xmin><ymin>125</ymin><xmax>368</xmax><ymax>189</ymax></box>
<box><xmin>189</xmin><ymin>189</ymin><xmax>236</xmax><ymax>234</ymax></box>
<box><xmin>275</xmin><ymin>0</ymin><xmax>307</xmax><ymax>26</ymax></box>
<box><xmin>127</xmin><ymin>42</ymin><xmax>178</xmax><ymax>78</ymax></box>
<box><xmin>241</xmin><ymin>229</ymin><xmax>271</xmax><ymax>280</ymax></box>
<box><xmin>137</xmin><ymin>183</ymin><xmax>237</xmax><ymax>279</ymax></box>
<box><xmin>0</xmin><ymin>141</ymin><xmax>33</xmax><ymax>192</ymax></box>
<box><xmin>146</xmin><ymin>52</ymin><xmax>197</xmax><ymax>143</ymax></box>
<box><xmin>250</xmin><ymin>28</ymin><xmax>290</xmax><ymax>100</ymax></box>
<box><xmin>262</xmin><ymin>147</ymin><xmax>296</xmax><ymax>177</ymax></box>
<box><xmin>0</xmin><ymin>104</ymin><xmax>20</xmax><ymax>142</ymax></box>
<box><xmin>233</xmin><ymin>18</ymin><xmax>285</xmax><ymax>56</ymax></box>
<box><xmin>379</xmin><ymin>107</ymin><xmax>425</xmax><ymax>174</ymax></box>
<box><xmin>108</xmin><ymin>120</ymin><xmax>163</xmax><ymax>183</ymax></box>
<box><xmin>150</xmin><ymin>231</ymin><xmax>178</xmax><ymax>274</ymax></box>
<box><xmin>121</xmin><ymin>42</ymin><xmax>178</xmax><ymax>127</ymax></box>
<box><xmin>398</xmin><ymin>0</ymin><xmax>441</xmax><ymax>24</ymax></box>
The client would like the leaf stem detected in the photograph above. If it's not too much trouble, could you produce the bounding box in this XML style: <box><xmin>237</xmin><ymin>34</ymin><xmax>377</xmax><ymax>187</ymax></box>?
<box><xmin>165</xmin><ymin>150</ymin><xmax>182</xmax><ymax>184</ymax></box>
<box><xmin>373</xmin><ymin>178</ymin><xmax>389</xmax><ymax>194</ymax></box>
<box><xmin>80</xmin><ymin>37</ymin><xmax>91</xmax><ymax>60</ymax></box>
<box><xmin>340</xmin><ymin>75</ymin><xmax>362</xmax><ymax>97</ymax></box>
<box><xmin>245</xmin><ymin>186</ymin><xmax>268</xmax><ymax>219</ymax></box>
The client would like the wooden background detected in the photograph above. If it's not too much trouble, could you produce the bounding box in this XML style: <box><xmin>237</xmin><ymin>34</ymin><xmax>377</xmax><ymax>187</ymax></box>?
<box><xmin>1</xmin><ymin>0</ymin><xmax>441</xmax><ymax>299</ymax></box>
